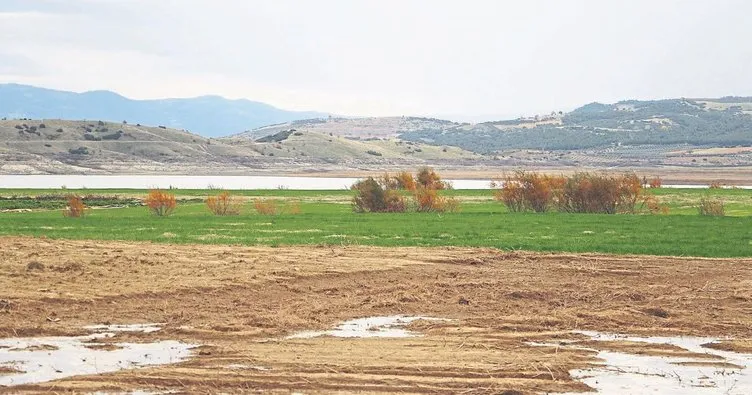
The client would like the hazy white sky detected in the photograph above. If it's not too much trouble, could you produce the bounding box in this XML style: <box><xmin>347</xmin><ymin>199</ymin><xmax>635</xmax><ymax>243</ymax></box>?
<box><xmin>1</xmin><ymin>0</ymin><xmax>751</xmax><ymax>120</ymax></box>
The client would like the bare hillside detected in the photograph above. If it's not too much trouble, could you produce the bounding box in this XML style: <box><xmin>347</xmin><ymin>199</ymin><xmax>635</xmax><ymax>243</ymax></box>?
<box><xmin>237</xmin><ymin>116</ymin><xmax>458</xmax><ymax>140</ymax></box>
<box><xmin>0</xmin><ymin>119</ymin><xmax>484</xmax><ymax>174</ymax></box>
<box><xmin>0</xmin><ymin>119</ymin><xmax>264</xmax><ymax>174</ymax></box>
<box><xmin>223</xmin><ymin>130</ymin><xmax>482</xmax><ymax>163</ymax></box>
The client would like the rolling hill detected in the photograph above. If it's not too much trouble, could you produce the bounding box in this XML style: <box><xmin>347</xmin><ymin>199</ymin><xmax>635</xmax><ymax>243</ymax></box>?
<box><xmin>398</xmin><ymin>98</ymin><xmax>752</xmax><ymax>152</ymax></box>
<box><xmin>239</xmin><ymin>97</ymin><xmax>752</xmax><ymax>154</ymax></box>
<box><xmin>223</xmin><ymin>129</ymin><xmax>481</xmax><ymax>163</ymax></box>
<box><xmin>0</xmin><ymin>119</ymin><xmax>481</xmax><ymax>175</ymax></box>
<box><xmin>229</xmin><ymin>97</ymin><xmax>752</xmax><ymax>168</ymax></box>
<box><xmin>0</xmin><ymin>84</ymin><xmax>327</xmax><ymax>138</ymax></box>
<box><xmin>238</xmin><ymin>116</ymin><xmax>457</xmax><ymax>140</ymax></box>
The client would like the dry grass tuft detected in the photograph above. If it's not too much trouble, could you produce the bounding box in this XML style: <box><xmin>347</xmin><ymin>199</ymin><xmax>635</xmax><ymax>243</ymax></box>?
<box><xmin>26</xmin><ymin>261</ymin><xmax>45</xmax><ymax>271</ymax></box>
<box><xmin>698</xmin><ymin>198</ymin><xmax>725</xmax><ymax>216</ymax></box>
<box><xmin>643</xmin><ymin>307</ymin><xmax>670</xmax><ymax>318</ymax></box>
<box><xmin>254</xmin><ymin>199</ymin><xmax>278</xmax><ymax>215</ymax></box>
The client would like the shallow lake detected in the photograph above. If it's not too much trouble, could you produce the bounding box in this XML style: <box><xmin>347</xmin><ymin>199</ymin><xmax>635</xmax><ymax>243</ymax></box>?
<box><xmin>0</xmin><ymin>175</ymin><xmax>493</xmax><ymax>190</ymax></box>
<box><xmin>0</xmin><ymin>175</ymin><xmax>748</xmax><ymax>190</ymax></box>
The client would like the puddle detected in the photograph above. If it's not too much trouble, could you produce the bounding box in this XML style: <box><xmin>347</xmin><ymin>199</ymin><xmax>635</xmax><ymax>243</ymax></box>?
<box><xmin>83</xmin><ymin>323</ymin><xmax>163</xmax><ymax>334</ymax></box>
<box><xmin>286</xmin><ymin>315</ymin><xmax>447</xmax><ymax>339</ymax></box>
<box><xmin>550</xmin><ymin>331</ymin><xmax>752</xmax><ymax>394</ymax></box>
<box><xmin>0</xmin><ymin>325</ymin><xmax>194</xmax><ymax>387</ymax></box>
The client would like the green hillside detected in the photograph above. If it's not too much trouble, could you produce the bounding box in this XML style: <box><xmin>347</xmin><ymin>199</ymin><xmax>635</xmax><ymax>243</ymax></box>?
<box><xmin>399</xmin><ymin>98</ymin><xmax>752</xmax><ymax>152</ymax></box>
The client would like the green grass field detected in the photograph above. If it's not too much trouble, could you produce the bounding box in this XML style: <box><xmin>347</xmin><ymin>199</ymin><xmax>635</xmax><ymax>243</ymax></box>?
<box><xmin>0</xmin><ymin>188</ymin><xmax>750</xmax><ymax>257</ymax></box>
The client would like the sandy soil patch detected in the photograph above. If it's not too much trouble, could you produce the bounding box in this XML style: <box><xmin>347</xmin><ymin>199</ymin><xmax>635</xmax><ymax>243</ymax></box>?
<box><xmin>1</xmin><ymin>237</ymin><xmax>751</xmax><ymax>393</ymax></box>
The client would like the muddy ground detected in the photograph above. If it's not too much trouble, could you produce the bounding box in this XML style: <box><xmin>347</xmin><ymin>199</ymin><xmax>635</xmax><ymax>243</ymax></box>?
<box><xmin>1</xmin><ymin>237</ymin><xmax>751</xmax><ymax>393</ymax></box>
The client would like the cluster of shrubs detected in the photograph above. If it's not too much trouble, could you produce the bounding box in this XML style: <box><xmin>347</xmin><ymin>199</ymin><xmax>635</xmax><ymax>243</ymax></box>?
<box><xmin>61</xmin><ymin>193</ymin><xmax>140</xmax><ymax>218</ymax></box>
<box><xmin>14</xmin><ymin>123</ymin><xmax>41</xmax><ymax>136</ymax></box>
<box><xmin>492</xmin><ymin>171</ymin><xmax>668</xmax><ymax>214</ymax></box>
<box><xmin>251</xmin><ymin>198</ymin><xmax>301</xmax><ymax>215</ymax></box>
<box><xmin>83</xmin><ymin>129</ymin><xmax>124</xmax><ymax>141</ymax></box>
<box><xmin>142</xmin><ymin>190</ymin><xmax>301</xmax><ymax>217</ymax></box>
<box><xmin>59</xmin><ymin>172</ymin><xmax>731</xmax><ymax>219</ymax></box>
<box><xmin>351</xmin><ymin>167</ymin><xmax>459</xmax><ymax>213</ymax></box>
<box><xmin>60</xmin><ymin>189</ymin><xmax>303</xmax><ymax>218</ymax></box>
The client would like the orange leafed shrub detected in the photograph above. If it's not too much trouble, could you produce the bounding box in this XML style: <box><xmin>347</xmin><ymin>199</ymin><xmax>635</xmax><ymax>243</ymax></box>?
<box><xmin>617</xmin><ymin>173</ymin><xmax>643</xmax><ymax>214</ymax></box>
<box><xmin>494</xmin><ymin>171</ymin><xmax>560</xmax><ymax>213</ymax></box>
<box><xmin>416</xmin><ymin>167</ymin><xmax>450</xmax><ymax>190</ymax></box>
<box><xmin>145</xmin><ymin>189</ymin><xmax>176</xmax><ymax>217</ymax></box>
<box><xmin>708</xmin><ymin>181</ymin><xmax>723</xmax><ymax>189</ymax></box>
<box><xmin>62</xmin><ymin>194</ymin><xmax>86</xmax><ymax>218</ymax></box>
<box><xmin>493</xmin><ymin>179</ymin><xmax>524</xmax><ymax>212</ymax></box>
<box><xmin>254</xmin><ymin>198</ymin><xmax>278</xmax><ymax>215</ymax></box>
<box><xmin>394</xmin><ymin>171</ymin><xmax>417</xmax><ymax>191</ymax></box>
<box><xmin>648</xmin><ymin>176</ymin><xmax>663</xmax><ymax>189</ymax></box>
<box><xmin>642</xmin><ymin>194</ymin><xmax>670</xmax><ymax>215</ymax></box>
<box><xmin>524</xmin><ymin>173</ymin><xmax>560</xmax><ymax>213</ymax></box>
<box><xmin>413</xmin><ymin>187</ymin><xmax>459</xmax><ymax>213</ymax></box>
<box><xmin>206</xmin><ymin>191</ymin><xmax>242</xmax><ymax>216</ymax></box>
<box><xmin>414</xmin><ymin>187</ymin><xmax>441</xmax><ymax>212</ymax></box>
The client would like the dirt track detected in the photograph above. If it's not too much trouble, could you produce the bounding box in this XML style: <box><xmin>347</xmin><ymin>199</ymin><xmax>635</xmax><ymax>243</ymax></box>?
<box><xmin>1</xmin><ymin>237</ymin><xmax>751</xmax><ymax>393</ymax></box>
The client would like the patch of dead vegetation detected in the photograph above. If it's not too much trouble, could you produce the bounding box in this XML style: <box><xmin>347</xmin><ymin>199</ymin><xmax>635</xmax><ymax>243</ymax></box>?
<box><xmin>702</xmin><ymin>339</ymin><xmax>752</xmax><ymax>353</ymax></box>
<box><xmin>82</xmin><ymin>343</ymin><xmax>124</xmax><ymax>351</ymax></box>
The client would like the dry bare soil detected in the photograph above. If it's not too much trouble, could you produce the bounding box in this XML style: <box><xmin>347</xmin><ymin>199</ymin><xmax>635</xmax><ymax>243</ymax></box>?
<box><xmin>1</xmin><ymin>237</ymin><xmax>751</xmax><ymax>393</ymax></box>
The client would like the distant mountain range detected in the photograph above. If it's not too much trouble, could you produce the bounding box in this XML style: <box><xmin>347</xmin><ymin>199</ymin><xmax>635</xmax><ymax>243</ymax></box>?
<box><xmin>0</xmin><ymin>84</ymin><xmax>327</xmax><ymax>137</ymax></box>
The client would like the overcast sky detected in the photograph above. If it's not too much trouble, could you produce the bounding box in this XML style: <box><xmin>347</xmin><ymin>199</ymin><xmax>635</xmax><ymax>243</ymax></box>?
<box><xmin>1</xmin><ymin>0</ymin><xmax>751</xmax><ymax>120</ymax></box>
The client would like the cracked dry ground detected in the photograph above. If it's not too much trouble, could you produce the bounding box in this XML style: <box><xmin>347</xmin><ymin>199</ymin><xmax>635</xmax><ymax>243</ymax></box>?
<box><xmin>1</xmin><ymin>236</ymin><xmax>751</xmax><ymax>394</ymax></box>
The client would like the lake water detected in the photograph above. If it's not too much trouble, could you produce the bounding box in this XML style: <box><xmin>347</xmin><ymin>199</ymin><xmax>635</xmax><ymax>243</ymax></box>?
<box><xmin>0</xmin><ymin>175</ymin><xmax>493</xmax><ymax>190</ymax></box>
<box><xmin>0</xmin><ymin>175</ymin><xmax>748</xmax><ymax>190</ymax></box>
